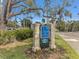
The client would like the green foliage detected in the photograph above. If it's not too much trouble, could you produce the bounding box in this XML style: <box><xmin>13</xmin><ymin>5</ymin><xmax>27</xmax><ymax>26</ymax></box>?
<box><xmin>0</xmin><ymin>28</ymin><xmax>33</xmax><ymax>45</ymax></box>
<box><xmin>56</xmin><ymin>19</ymin><xmax>65</xmax><ymax>31</ymax></box>
<box><xmin>21</xmin><ymin>18</ymin><xmax>32</xmax><ymax>28</ymax></box>
<box><xmin>15</xmin><ymin>28</ymin><xmax>33</xmax><ymax>41</ymax></box>
<box><xmin>56</xmin><ymin>20</ymin><xmax>79</xmax><ymax>32</ymax></box>
<box><xmin>6</xmin><ymin>20</ymin><xmax>17</xmax><ymax>27</ymax></box>
<box><xmin>0</xmin><ymin>36</ymin><xmax>5</xmax><ymax>45</ymax></box>
<box><xmin>0</xmin><ymin>30</ymin><xmax>16</xmax><ymax>44</ymax></box>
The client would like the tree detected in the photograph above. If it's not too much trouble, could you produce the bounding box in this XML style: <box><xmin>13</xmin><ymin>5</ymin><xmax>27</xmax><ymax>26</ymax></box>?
<box><xmin>21</xmin><ymin>18</ymin><xmax>32</xmax><ymax>28</ymax></box>
<box><xmin>56</xmin><ymin>19</ymin><xmax>65</xmax><ymax>31</ymax></box>
<box><xmin>1</xmin><ymin>0</ymin><xmax>37</xmax><ymax>29</ymax></box>
<box><xmin>1</xmin><ymin>0</ymin><xmax>75</xmax><ymax>30</ymax></box>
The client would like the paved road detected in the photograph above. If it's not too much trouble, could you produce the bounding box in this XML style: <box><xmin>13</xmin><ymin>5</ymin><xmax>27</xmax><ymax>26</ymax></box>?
<box><xmin>59</xmin><ymin>32</ymin><xmax>79</xmax><ymax>54</ymax></box>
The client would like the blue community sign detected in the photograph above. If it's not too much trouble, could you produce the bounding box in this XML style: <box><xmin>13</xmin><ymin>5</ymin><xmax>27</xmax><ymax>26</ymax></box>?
<box><xmin>40</xmin><ymin>25</ymin><xmax>50</xmax><ymax>38</ymax></box>
<box><xmin>40</xmin><ymin>24</ymin><xmax>51</xmax><ymax>48</ymax></box>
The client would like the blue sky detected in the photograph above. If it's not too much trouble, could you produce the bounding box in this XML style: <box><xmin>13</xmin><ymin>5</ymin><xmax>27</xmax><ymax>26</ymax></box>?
<box><xmin>34</xmin><ymin>0</ymin><xmax>79</xmax><ymax>22</ymax></box>
<box><xmin>68</xmin><ymin>0</ymin><xmax>79</xmax><ymax>20</ymax></box>
<box><xmin>1</xmin><ymin>0</ymin><xmax>79</xmax><ymax>23</ymax></box>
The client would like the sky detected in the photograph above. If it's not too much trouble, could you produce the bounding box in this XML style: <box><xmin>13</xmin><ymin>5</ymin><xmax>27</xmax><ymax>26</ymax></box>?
<box><xmin>68</xmin><ymin>0</ymin><xmax>79</xmax><ymax>20</ymax></box>
<box><xmin>33</xmin><ymin>0</ymin><xmax>79</xmax><ymax>22</ymax></box>
<box><xmin>1</xmin><ymin>0</ymin><xmax>79</xmax><ymax>23</ymax></box>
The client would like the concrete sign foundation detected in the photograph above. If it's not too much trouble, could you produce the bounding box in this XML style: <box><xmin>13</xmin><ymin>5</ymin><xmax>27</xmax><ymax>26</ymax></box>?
<box><xmin>32</xmin><ymin>22</ymin><xmax>41</xmax><ymax>52</ymax></box>
<box><xmin>32</xmin><ymin>22</ymin><xmax>56</xmax><ymax>52</ymax></box>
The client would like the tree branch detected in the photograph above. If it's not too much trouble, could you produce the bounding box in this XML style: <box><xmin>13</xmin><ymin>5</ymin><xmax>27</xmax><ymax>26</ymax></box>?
<box><xmin>9</xmin><ymin>8</ymin><xmax>44</xmax><ymax>18</ymax></box>
<box><xmin>11</xmin><ymin>0</ymin><xmax>26</xmax><ymax>6</ymax></box>
<box><xmin>12</xmin><ymin>4</ymin><xmax>27</xmax><ymax>8</ymax></box>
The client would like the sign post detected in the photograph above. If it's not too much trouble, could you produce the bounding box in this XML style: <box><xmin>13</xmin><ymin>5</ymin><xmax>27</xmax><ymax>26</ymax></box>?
<box><xmin>32</xmin><ymin>21</ymin><xmax>56</xmax><ymax>52</ymax></box>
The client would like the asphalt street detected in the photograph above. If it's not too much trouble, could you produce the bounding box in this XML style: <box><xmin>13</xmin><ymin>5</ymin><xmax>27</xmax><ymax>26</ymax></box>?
<box><xmin>59</xmin><ymin>32</ymin><xmax>79</xmax><ymax>54</ymax></box>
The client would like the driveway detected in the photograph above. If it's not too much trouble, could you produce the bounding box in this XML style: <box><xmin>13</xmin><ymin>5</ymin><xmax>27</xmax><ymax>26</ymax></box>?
<box><xmin>59</xmin><ymin>32</ymin><xmax>79</xmax><ymax>54</ymax></box>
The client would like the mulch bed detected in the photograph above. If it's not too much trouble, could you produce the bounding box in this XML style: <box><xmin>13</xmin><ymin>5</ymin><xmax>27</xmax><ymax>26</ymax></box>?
<box><xmin>24</xmin><ymin>48</ymin><xmax>69</xmax><ymax>59</ymax></box>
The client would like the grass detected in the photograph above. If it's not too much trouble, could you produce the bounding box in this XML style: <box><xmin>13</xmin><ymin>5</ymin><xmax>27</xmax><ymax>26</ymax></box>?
<box><xmin>55</xmin><ymin>34</ymin><xmax>79</xmax><ymax>59</ymax></box>
<box><xmin>0</xmin><ymin>39</ymin><xmax>32</xmax><ymax>59</ymax></box>
<box><xmin>0</xmin><ymin>35</ymin><xmax>79</xmax><ymax>59</ymax></box>
<box><xmin>0</xmin><ymin>45</ymin><xmax>30</xmax><ymax>59</ymax></box>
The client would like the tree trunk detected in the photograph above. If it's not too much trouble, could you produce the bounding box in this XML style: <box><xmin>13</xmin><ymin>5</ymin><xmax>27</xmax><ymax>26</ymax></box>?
<box><xmin>0</xmin><ymin>0</ymin><xmax>11</xmax><ymax>30</ymax></box>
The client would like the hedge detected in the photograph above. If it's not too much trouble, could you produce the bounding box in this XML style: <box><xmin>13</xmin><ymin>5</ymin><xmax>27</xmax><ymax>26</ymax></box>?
<box><xmin>15</xmin><ymin>28</ymin><xmax>33</xmax><ymax>41</ymax></box>
<box><xmin>0</xmin><ymin>28</ymin><xmax>33</xmax><ymax>45</ymax></box>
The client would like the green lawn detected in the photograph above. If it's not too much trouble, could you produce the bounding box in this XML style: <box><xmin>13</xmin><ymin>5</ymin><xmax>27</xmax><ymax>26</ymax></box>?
<box><xmin>56</xmin><ymin>35</ymin><xmax>79</xmax><ymax>59</ymax></box>
<box><xmin>0</xmin><ymin>35</ymin><xmax>79</xmax><ymax>59</ymax></box>
<box><xmin>0</xmin><ymin>39</ymin><xmax>32</xmax><ymax>59</ymax></box>
<box><xmin>0</xmin><ymin>46</ymin><xmax>27</xmax><ymax>59</ymax></box>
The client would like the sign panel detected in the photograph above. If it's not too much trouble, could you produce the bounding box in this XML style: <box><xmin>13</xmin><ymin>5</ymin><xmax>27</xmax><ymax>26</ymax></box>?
<box><xmin>40</xmin><ymin>25</ymin><xmax>50</xmax><ymax>39</ymax></box>
<box><xmin>40</xmin><ymin>25</ymin><xmax>50</xmax><ymax>48</ymax></box>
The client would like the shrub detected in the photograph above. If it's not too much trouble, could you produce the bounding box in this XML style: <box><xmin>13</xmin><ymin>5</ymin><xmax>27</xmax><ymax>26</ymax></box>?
<box><xmin>0</xmin><ymin>30</ymin><xmax>7</xmax><ymax>45</ymax></box>
<box><xmin>3</xmin><ymin>30</ymin><xmax>16</xmax><ymax>43</ymax></box>
<box><xmin>15</xmin><ymin>28</ymin><xmax>33</xmax><ymax>41</ymax></box>
<box><xmin>0</xmin><ymin>30</ymin><xmax>16</xmax><ymax>44</ymax></box>
<box><xmin>0</xmin><ymin>28</ymin><xmax>33</xmax><ymax>45</ymax></box>
<box><xmin>0</xmin><ymin>37</ymin><xmax>5</xmax><ymax>45</ymax></box>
